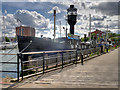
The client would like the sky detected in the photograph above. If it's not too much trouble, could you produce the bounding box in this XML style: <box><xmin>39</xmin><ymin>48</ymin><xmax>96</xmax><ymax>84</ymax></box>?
<box><xmin>0</xmin><ymin>0</ymin><xmax>120</xmax><ymax>38</ymax></box>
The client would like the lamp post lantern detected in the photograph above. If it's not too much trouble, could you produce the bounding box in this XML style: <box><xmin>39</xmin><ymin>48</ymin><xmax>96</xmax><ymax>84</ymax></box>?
<box><xmin>67</xmin><ymin>5</ymin><xmax>77</xmax><ymax>35</ymax></box>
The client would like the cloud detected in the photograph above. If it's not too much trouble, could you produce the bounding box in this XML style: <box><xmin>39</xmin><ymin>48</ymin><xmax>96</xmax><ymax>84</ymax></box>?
<box><xmin>2</xmin><ymin>9</ymin><xmax>50</xmax><ymax>37</ymax></box>
<box><xmin>1</xmin><ymin>1</ymin><xmax>119</xmax><ymax>38</ymax></box>
<box><xmin>92</xmin><ymin>15</ymin><xmax>107</xmax><ymax>21</ymax></box>
<box><xmin>90</xmin><ymin>2</ymin><xmax>119</xmax><ymax>16</ymax></box>
<box><xmin>5</xmin><ymin>14</ymin><xmax>18</xmax><ymax>29</ymax></box>
<box><xmin>14</xmin><ymin>10</ymin><xmax>50</xmax><ymax>28</ymax></box>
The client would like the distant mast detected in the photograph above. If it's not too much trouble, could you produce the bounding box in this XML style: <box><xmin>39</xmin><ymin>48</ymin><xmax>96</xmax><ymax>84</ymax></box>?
<box><xmin>3</xmin><ymin>16</ymin><xmax>5</xmax><ymax>42</ymax></box>
<box><xmin>89</xmin><ymin>14</ymin><xmax>91</xmax><ymax>41</ymax></box>
<box><xmin>3</xmin><ymin>10</ymin><xmax>7</xmax><ymax>42</ymax></box>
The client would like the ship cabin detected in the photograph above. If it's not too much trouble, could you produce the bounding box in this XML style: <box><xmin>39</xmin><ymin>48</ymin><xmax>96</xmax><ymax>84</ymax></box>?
<box><xmin>56</xmin><ymin>34</ymin><xmax>90</xmax><ymax>50</ymax></box>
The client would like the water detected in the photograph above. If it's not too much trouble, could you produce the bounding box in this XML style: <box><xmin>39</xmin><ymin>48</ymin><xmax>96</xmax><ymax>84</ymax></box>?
<box><xmin>0</xmin><ymin>48</ymin><xmax>21</xmax><ymax>78</ymax></box>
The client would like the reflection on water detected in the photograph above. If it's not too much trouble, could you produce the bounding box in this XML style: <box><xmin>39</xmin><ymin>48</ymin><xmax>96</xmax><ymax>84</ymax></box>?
<box><xmin>0</xmin><ymin>48</ymin><xmax>21</xmax><ymax>78</ymax></box>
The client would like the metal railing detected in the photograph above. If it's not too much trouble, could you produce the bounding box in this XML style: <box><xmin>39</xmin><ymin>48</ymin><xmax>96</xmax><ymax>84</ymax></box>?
<box><xmin>18</xmin><ymin>47</ymin><xmax>101</xmax><ymax>81</ymax></box>
<box><xmin>2</xmin><ymin>46</ymin><xmax>117</xmax><ymax>81</ymax></box>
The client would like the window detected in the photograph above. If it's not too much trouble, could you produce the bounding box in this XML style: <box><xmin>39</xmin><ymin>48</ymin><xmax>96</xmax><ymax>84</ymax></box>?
<box><xmin>19</xmin><ymin>29</ymin><xmax>21</xmax><ymax>35</ymax></box>
<box><xmin>22</xmin><ymin>29</ymin><xmax>24</xmax><ymax>36</ymax></box>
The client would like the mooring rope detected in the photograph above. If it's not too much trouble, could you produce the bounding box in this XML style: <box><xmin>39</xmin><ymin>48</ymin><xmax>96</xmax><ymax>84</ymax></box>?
<box><xmin>19</xmin><ymin>40</ymin><xmax>32</xmax><ymax>54</ymax></box>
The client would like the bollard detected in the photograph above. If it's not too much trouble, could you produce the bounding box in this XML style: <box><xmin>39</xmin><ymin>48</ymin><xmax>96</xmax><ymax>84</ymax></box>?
<box><xmin>81</xmin><ymin>54</ymin><xmax>83</xmax><ymax>65</ymax></box>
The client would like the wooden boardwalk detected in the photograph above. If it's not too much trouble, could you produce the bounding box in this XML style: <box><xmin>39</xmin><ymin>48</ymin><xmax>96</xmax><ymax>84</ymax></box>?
<box><xmin>2</xmin><ymin>48</ymin><xmax>119</xmax><ymax>88</ymax></box>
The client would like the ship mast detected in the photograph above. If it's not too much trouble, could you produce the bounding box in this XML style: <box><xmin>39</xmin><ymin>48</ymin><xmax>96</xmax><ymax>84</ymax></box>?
<box><xmin>65</xmin><ymin>14</ymin><xmax>68</xmax><ymax>38</ymax></box>
<box><xmin>59</xmin><ymin>21</ymin><xmax>61</xmax><ymax>37</ymax></box>
<box><xmin>53</xmin><ymin>10</ymin><xmax>56</xmax><ymax>40</ymax></box>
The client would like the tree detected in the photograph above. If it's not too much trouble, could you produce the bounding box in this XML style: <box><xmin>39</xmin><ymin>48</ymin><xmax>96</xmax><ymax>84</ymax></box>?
<box><xmin>112</xmin><ymin>33</ymin><xmax>117</xmax><ymax>37</ymax></box>
<box><xmin>5</xmin><ymin>37</ymin><xmax>10</xmax><ymax>42</ymax></box>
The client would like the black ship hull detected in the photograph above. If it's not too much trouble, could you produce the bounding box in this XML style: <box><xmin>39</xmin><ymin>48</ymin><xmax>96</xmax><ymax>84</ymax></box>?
<box><xmin>17</xmin><ymin>36</ymin><xmax>74</xmax><ymax>60</ymax></box>
<box><xmin>17</xmin><ymin>36</ymin><xmax>73</xmax><ymax>52</ymax></box>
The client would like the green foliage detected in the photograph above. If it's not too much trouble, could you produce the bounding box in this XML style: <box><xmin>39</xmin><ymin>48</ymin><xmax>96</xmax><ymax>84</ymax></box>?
<box><xmin>91</xmin><ymin>33</ymin><xmax>96</xmax><ymax>40</ymax></box>
<box><xmin>14</xmin><ymin>36</ymin><xmax>17</xmax><ymax>41</ymax></box>
<box><xmin>81</xmin><ymin>38</ymin><xmax>84</xmax><ymax>42</ymax></box>
<box><xmin>111</xmin><ymin>37</ymin><xmax>120</xmax><ymax>42</ymax></box>
<box><xmin>116</xmin><ymin>34</ymin><xmax>120</xmax><ymax>36</ymax></box>
<box><xmin>81</xmin><ymin>37</ymin><xmax>89</xmax><ymax>42</ymax></box>
<box><xmin>112</xmin><ymin>33</ymin><xmax>117</xmax><ymax>37</ymax></box>
<box><xmin>92</xmin><ymin>33</ymin><xmax>95</xmax><ymax>36</ymax></box>
<box><xmin>97</xmin><ymin>37</ymin><xmax>100</xmax><ymax>41</ymax></box>
<box><xmin>5</xmin><ymin>37</ymin><xmax>10</xmax><ymax>42</ymax></box>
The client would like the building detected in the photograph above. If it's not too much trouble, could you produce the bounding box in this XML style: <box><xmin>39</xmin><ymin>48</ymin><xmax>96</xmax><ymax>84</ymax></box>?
<box><xmin>16</xmin><ymin>26</ymin><xmax>35</xmax><ymax>37</ymax></box>
<box><xmin>88</xmin><ymin>29</ymin><xmax>105</xmax><ymax>37</ymax></box>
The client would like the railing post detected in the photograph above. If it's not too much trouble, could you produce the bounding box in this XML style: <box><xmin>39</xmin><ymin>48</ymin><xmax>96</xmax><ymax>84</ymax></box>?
<box><xmin>62</xmin><ymin>51</ymin><xmax>64</xmax><ymax>69</ymax></box>
<box><xmin>69</xmin><ymin>51</ymin><xmax>71</xmax><ymax>63</ymax></box>
<box><xmin>76</xmin><ymin>50</ymin><xmax>78</xmax><ymax>65</ymax></box>
<box><xmin>81</xmin><ymin>53</ymin><xmax>83</xmax><ymax>65</ymax></box>
<box><xmin>17</xmin><ymin>54</ymin><xmax>19</xmax><ymax>81</ymax></box>
<box><xmin>20</xmin><ymin>54</ymin><xmax>23</xmax><ymax>80</ymax></box>
<box><xmin>56</xmin><ymin>53</ymin><xmax>58</xmax><ymax>67</ymax></box>
<box><xmin>107</xmin><ymin>47</ymin><xmax>108</xmax><ymax>53</ymax></box>
<box><xmin>43</xmin><ymin>53</ymin><xmax>45</xmax><ymax>74</ymax></box>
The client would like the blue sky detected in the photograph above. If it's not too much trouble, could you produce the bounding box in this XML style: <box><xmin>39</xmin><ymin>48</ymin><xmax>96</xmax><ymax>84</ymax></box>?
<box><xmin>0</xmin><ymin>1</ymin><xmax>119</xmax><ymax>38</ymax></box>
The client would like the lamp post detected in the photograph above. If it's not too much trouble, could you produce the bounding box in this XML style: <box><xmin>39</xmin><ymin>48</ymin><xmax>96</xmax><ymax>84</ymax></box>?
<box><xmin>67</xmin><ymin>5</ymin><xmax>77</xmax><ymax>35</ymax></box>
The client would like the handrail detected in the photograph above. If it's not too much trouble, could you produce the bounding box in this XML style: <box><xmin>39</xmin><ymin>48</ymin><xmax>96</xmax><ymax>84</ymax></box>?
<box><xmin>22</xmin><ymin>49</ymin><xmax>76</xmax><ymax>55</ymax></box>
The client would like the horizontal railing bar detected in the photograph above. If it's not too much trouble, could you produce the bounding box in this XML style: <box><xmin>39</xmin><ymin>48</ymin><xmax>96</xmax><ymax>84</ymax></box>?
<box><xmin>0</xmin><ymin>70</ymin><xmax>18</xmax><ymax>73</ymax></box>
<box><xmin>23</xmin><ymin>57</ymin><xmax>78</xmax><ymax>72</ymax></box>
<box><xmin>0</xmin><ymin>53</ymin><xmax>17</xmax><ymax>55</ymax></box>
<box><xmin>23</xmin><ymin>59</ymin><xmax>43</xmax><ymax>63</ymax></box>
<box><xmin>23</xmin><ymin>66</ymin><xmax>42</xmax><ymax>72</ymax></box>
<box><xmin>22</xmin><ymin>49</ymin><xmax>76</xmax><ymax>55</ymax></box>
<box><xmin>0</xmin><ymin>62</ymin><xmax>17</xmax><ymax>64</ymax></box>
